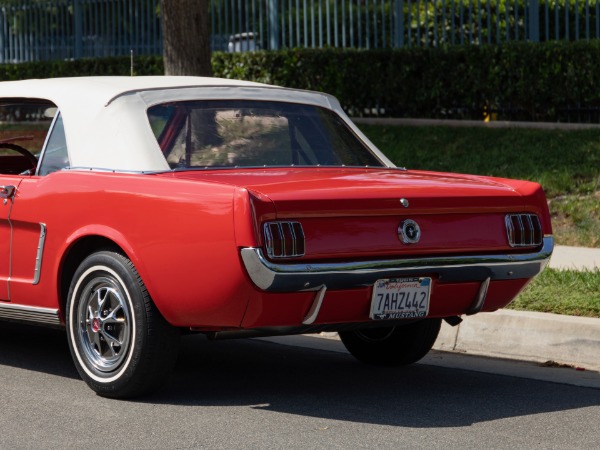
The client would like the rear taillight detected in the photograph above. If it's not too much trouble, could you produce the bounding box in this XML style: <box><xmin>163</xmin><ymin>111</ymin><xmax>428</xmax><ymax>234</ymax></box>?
<box><xmin>505</xmin><ymin>214</ymin><xmax>543</xmax><ymax>247</ymax></box>
<box><xmin>264</xmin><ymin>221</ymin><xmax>305</xmax><ymax>258</ymax></box>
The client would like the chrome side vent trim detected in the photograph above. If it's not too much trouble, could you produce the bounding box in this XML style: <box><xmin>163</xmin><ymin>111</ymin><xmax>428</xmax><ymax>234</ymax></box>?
<box><xmin>33</xmin><ymin>223</ymin><xmax>47</xmax><ymax>285</ymax></box>
<box><xmin>505</xmin><ymin>214</ymin><xmax>543</xmax><ymax>247</ymax></box>
<box><xmin>264</xmin><ymin>221</ymin><xmax>305</xmax><ymax>259</ymax></box>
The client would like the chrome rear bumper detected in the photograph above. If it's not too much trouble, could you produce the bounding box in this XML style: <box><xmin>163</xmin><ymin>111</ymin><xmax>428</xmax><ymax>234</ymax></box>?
<box><xmin>241</xmin><ymin>236</ymin><xmax>554</xmax><ymax>292</ymax></box>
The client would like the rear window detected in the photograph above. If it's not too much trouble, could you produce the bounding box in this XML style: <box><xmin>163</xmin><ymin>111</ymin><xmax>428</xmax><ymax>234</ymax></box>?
<box><xmin>147</xmin><ymin>100</ymin><xmax>383</xmax><ymax>169</ymax></box>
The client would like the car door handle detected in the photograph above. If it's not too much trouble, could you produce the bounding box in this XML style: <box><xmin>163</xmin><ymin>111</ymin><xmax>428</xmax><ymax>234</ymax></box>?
<box><xmin>0</xmin><ymin>185</ymin><xmax>16</xmax><ymax>199</ymax></box>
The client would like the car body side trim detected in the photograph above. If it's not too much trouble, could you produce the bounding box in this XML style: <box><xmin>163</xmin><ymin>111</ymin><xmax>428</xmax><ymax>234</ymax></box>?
<box><xmin>240</xmin><ymin>236</ymin><xmax>554</xmax><ymax>292</ymax></box>
<box><xmin>0</xmin><ymin>302</ymin><xmax>62</xmax><ymax>326</ymax></box>
<box><xmin>32</xmin><ymin>223</ymin><xmax>47</xmax><ymax>285</ymax></box>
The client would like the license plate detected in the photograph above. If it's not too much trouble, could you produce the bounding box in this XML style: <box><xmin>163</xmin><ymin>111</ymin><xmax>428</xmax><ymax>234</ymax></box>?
<box><xmin>370</xmin><ymin>277</ymin><xmax>431</xmax><ymax>320</ymax></box>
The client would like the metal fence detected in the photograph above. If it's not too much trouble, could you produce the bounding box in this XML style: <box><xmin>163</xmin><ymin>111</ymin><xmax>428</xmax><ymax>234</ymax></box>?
<box><xmin>2</xmin><ymin>0</ymin><xmax>600</xmax><ymax>63</ymax></box>
<box><xmin>222</xmin><ymin>0</ymin><xmax>600</xmax><ymax>50</ymax></box>
<box><xmin>0</xmin><ymin>0</ymin><xmax>160</xmax><ymax>62</ymax></box>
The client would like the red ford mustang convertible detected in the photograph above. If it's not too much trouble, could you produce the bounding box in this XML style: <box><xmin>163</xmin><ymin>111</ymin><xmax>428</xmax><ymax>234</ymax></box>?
<box><xmin>0</xmin><ymin>77</ymin><xmax>553</xmax><ymax>397</ymax></box>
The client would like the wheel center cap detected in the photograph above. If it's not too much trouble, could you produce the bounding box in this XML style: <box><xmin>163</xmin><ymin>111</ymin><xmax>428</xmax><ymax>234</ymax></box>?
<box><xmin>91</xmin><ymin>318</ymin><xmax>101</xmax><ymax>333</ymax></box>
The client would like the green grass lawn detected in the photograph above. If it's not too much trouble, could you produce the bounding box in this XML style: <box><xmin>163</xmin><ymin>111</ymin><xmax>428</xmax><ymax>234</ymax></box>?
<box><xmin>359</xmin><ymin>124</ymin><xmax>600</xmax><ymax>247</ymax></box>
<box><xmin>508</xmin><ymin>268</ymin><xmax>600</xmax><ymax>317</ymax></box>
<box><xmin>358</xmin><ymin>124</ymin><xmax>600</xmax><ymax>318</ymax></box>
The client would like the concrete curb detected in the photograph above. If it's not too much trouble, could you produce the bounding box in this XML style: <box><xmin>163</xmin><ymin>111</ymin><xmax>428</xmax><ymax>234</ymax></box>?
<box><xmin>434</xmin><ymin>309</ymin><xmax>600</xmax><ymax>372</ymax></box>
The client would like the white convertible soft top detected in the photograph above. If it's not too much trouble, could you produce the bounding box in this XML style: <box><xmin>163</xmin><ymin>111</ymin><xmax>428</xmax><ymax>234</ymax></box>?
<box><xmin>0</xmin><ymin>76</ymin><xmax>393</xmax><ymax>172</ymax></box>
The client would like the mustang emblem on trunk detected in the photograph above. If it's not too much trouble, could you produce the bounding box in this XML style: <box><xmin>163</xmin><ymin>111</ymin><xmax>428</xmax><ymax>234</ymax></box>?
<box><xmin>398</xmin><ymin>219</ymin><xmax>421</xmax><ymax>244</ymax></box>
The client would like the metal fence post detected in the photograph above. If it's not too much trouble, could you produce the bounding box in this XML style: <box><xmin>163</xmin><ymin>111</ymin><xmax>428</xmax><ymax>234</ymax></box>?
<box><xmin>394</xmin><ymin>0</ymin><xmax>404</xmax><ymax>48</ymax></box>
<box><xmin>268</xmin><ymin>0</ymin><xmax>280</xmax><ymax>50</ymax></box>
<box><xmin>73</xmin><ymin>0</ymin><xmax>83</xmax><ymax>59</ymax></box>
<box><xmin>0</xmin><ymin>8</ymin><xmax>4</xmax><ymax>64</ymax></box>
<box><xmin>528</xmin><ymin>0</ymin><xmax>540</xmax><ymax>42</ymax></box>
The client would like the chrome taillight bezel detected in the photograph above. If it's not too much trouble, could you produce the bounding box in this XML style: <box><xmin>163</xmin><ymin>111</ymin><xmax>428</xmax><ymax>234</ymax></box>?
<box><xmin>505</xmin><ymin>214</ymin><xmax>543</xmax><ymax>248</ymax></box>
<box><xmin>263</xmin><ymin>221</ymin><xmax>305</xmax><ymax>259</ymax></box>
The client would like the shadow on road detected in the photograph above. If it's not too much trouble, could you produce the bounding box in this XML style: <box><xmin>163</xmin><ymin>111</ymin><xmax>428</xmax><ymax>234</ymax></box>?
<box><xmin>1</xmin><ymin>323</ymin><xmax>598</xmax><ymax>428</ymax></box>
<box><xmin>156</xmin><ymin>334</ymin><xmax>600</xmax><ymax>428</ymax></box>
<box><xmin>0</xmin><ymin>322</ymin><xmax>78</xmax><ymax>379</ymax></box>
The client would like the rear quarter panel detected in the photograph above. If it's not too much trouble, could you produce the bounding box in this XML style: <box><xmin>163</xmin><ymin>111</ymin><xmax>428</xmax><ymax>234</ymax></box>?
<box><xmin>9</xmin><ymin>171</ymin><xmax>252</xmax><ymax>327</ymax></box>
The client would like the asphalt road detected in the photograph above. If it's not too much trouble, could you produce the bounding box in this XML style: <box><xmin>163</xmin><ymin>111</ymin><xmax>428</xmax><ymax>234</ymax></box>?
<box><xmin>1</xmin><ymin>324</ymin><xmax>599</xmax><ymax>449</ymax></box>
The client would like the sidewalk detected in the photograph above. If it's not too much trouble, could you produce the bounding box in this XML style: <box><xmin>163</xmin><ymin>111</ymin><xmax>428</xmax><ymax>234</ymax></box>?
<box><xmin>549</xmin><ymin>245</ymin><xmax>600</xmax><ymax>270</ymax></box>
<box><xmin>435</xmin><ymin>244</ymin><xmax>600</xmax><ymax>371</ymax></box>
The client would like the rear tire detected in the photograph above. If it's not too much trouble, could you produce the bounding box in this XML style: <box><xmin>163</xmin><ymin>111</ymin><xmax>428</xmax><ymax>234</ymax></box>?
<box><xmin>66</xmin><ymin>251</ymin><xmax>179</xmax><ymax>398</ymax></box>
<box><xmin>339</xmin><ymin>319</ymin><xmax>442</xmax><ymax>366</ymax></box>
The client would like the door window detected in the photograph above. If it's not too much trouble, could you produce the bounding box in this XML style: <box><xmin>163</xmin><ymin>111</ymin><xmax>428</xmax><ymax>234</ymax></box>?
<box><xmin>0</xmin><ymin>99</ymin><xmax>57</xmax><ymax>175</ymax></box>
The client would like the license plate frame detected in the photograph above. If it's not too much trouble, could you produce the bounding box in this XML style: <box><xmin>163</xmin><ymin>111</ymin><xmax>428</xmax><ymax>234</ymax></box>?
<box><xmin>370</xmin><ymin>277</ymin><xmax>431</xmax><ymax>320</ymax></box>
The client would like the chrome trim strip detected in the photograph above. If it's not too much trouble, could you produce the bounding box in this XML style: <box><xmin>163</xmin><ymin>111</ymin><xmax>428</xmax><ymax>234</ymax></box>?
<box><xmin>66</xmin><ymin>165</ymin><xmax>400</xmax><ymax>175</ymax></box>
<box><xmin>526</xmin><ymin>215</ymin><xmax>534</xmax><ymax>245</ymax></box>
<box><xmin>517</xmin><ymin>215</ymin><xmax>525</xmax><ymax>245</ymax></box>
<box><xmin>263</xmin><ymin>221</ymin><xmax>306</xmax><ymax>259</ymax></box>
<box><xmin>241</xmin><ymin>236</ymin><xmax>554</xmax><ymax>292</ymax></box>
<box><xmin>505</xmin><ymin>215</ymin><xmax>513</xmax><ymax>244</ymax></box>
<box><xmin>32</xmin><ymin>223</ymin><xmax>47</xmax><ymax>285</ymax></box>
<box><xmin>6</xmin><ymin>186</ymin><xmax>16</xmax><ymax>300</ymax></box>
<box><xmin>0</xmin><ymin>302</ymin><xmax>61</xmax><ymax>326</ymax></box>
<box><xmin>466</xmin><ymin>277</ymin><xmax>491</xmax><ymax>315</ymax></box>
<box><xmin>264</xmin><ymin>222</ymin><xmax>275</xmax><ymax>256</ymax></box>
<box><xmin>302</xmin><ymin>285</ymin><xmax>327</xmax><ymax>325</ymax></box>
<box><xmin>505</xmin><ymin>213</ymin><xmax>543</xmax><ymax>247</ymax></box>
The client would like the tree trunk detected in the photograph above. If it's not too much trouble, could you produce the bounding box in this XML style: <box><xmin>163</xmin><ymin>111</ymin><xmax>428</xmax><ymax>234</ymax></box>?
<box><xmin>161</xmin><ymin>0</ymin><xmax>212</xmax><ymax>76</ymax></box>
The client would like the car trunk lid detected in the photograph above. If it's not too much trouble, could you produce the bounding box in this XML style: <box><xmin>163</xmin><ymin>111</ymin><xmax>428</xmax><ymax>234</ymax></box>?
<box><xmin>158</xmin><ymin>168</ymin><xmax>549</xmax><ymax>260</ymax></box>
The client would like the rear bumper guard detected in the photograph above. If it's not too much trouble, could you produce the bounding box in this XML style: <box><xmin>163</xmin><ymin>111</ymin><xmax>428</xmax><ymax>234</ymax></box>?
<box><xmin>241</xmin><ymin>236</ymin><xmax>554</xmax><ymax>293</ymax></box>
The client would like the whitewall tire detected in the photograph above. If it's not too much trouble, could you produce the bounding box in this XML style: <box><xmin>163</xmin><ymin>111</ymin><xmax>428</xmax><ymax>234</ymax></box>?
<box><xmin>66</xmin><ymin>251</ymin><xmax>179</xmax><ymax>398</ymax></box>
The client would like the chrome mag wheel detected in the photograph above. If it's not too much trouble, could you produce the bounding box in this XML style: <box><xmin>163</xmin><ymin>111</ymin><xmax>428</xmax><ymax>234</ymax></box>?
<box><xmin>76</xmin><ymin>275</ymin><xmax>132</xmax><ymax>373</ymax></box>
<box><xmin>66</xmin><ymin>251</ymin><xmax>179</xmax><ymax>398</ymax></box>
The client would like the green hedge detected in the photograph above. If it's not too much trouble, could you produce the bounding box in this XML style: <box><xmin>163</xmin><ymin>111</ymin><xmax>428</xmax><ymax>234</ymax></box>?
<box><xmin>0</xmin><ymin>56</ymin><xmax>164</xmax><ymax>80</ymax></box>
<box><xmin>213</xmin><ymin>41</ymin><xmax>600</xmax><ymax>121</ymax></box>
<box><xmin>2</xmin><ymin>41</ymin><xmax>600</xmax><ymax>122</ymax></box>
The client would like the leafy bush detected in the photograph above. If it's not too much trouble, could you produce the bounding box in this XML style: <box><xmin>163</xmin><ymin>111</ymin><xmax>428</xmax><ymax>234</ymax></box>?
<box><xmin>213</xmin><ymin>41</ymin><xmax>600</xmax><ymax>121</ymax></box>
<box><xmin>3</xmin><ymin>41</ymin><xmax>600</xmax><ymax>122</ymax></box>
<box><xmin>0</xmin><ymin>56</ymin><xmax>164</xmax><ymax>80</ymax></box>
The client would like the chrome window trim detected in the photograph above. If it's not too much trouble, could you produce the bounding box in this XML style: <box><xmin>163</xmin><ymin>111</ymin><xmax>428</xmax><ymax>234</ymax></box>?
<box><xmin>35</xmin><ymin>110</ymin><xmax>63</xmax><ymax>176</ymax></box>
<box><xmin>241</xmin><ymin>236</ymin><xmax>554</xmax><ymax>292</ymax></box>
